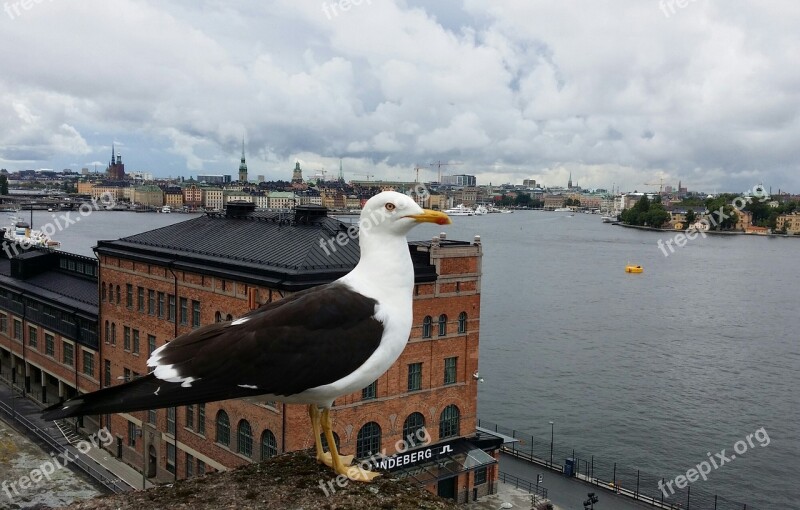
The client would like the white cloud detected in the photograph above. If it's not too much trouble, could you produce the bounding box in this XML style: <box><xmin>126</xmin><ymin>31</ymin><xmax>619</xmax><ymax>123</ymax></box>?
<box><xmin>0</xmin><ymin>0</ymin><xmax>797</xmax><ymax>192</ymax></box>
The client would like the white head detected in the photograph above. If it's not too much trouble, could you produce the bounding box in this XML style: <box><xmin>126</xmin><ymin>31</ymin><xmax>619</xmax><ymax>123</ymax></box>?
<box><xmin>358</xmin><ymin>191</ymin><xmax>450</xmax><ymax>238</ymax></box>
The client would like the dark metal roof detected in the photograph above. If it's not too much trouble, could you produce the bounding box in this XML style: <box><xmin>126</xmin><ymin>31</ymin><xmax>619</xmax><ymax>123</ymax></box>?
<box><xmin>95</xmin><ymin>211</ymin><xmax>439</xmax><ymax>291</ymax></box>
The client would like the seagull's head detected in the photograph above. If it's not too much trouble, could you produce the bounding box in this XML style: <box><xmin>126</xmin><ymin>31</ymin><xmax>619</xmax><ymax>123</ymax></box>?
<box><xmin>359</xmin><ymin>191</ymin><xmax>451</xmax><ymax>237</ymax></box>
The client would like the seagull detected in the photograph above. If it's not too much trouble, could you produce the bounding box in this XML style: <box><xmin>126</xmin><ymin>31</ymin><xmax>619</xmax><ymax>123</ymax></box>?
<box><xmin>42</xmin><ymin>191</ymin><xmax>450</xmax><ymax>481</ymax></box>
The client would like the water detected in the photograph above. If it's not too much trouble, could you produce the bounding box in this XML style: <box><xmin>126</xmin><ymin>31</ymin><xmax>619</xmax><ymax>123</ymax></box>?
<box><xmin>26</xmin><ymin>209</ymin><xmax>799</xmax><ymax>507</ymax></box>
<box><xmin>412</xmin><ymin>211</ymin><xmax>798</xmax><ymax>509</ymax></box>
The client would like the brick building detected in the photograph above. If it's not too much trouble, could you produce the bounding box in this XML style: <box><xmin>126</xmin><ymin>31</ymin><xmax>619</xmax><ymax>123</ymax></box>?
<box><xmin>89</xmin><ymin>204</ymin><xmax>499</xmax><ymax>502</ymax></box>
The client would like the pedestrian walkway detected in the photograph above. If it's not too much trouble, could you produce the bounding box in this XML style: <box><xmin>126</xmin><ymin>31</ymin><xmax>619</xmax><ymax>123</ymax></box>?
<box><xmin>500</xmin><ymin>453</ymin><xmax>656</xmax><ymax>510</ymax></box>
<box><xmin>0</xmin><ymin>377</ymin><xmax>154</xmax><ymax>494</ymax></box>
<box><xmin>466</xmin><ymin>480</ymin><xmax>564</xmax><ymax>510</ymax></box>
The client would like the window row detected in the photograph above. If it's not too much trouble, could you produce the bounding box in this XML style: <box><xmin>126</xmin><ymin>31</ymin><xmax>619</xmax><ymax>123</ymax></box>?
<box><xmin>421</xmin><ymin>312</ymin><xmax>468</xmax><ymax>338</ymax></box>
<box><xmin>0</xmin><ymin>314</ymin><xmax>93</xmax><ymax>375</ymax></box>
<box><xmin>214</xmin><ymin>411</ymin><xmax>278</xmax><ymax>460</ymax></box>
<box><xmin>354</xmin><ymin>406</ymin><xmax>461</xmax><ymax>459</ymax></box>
<box><xmin>101</xmin><ymin>283</ymin><xmax>201</xmax><ymax>328</ymax></box>
<box><xmin>103</xmin><ymin>321</ymin><xmax>157</xmax><ymax>356</ymax></box>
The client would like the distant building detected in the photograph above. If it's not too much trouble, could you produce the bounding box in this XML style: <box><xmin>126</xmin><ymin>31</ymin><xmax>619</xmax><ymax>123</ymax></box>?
<box><xmin>238</xmin><ymin>139</ymin><xmax>248</xmax><ymax>183</ymax></box>
<box><xmin>291</xmin><ymin>162</ymin><xmax>303</xmax><ymax>184</ymax></box>
<box><xmin>182</xmin><ymin>184</ymin><xmax>203</xmax><ymax>209</ymax></box>
<box><xmin>197</xmin><ymin>175</ymin><xmax>232</xmax><ymax>185</ymax></box>
<box><xmin>106</xmin><ymin>144</ymin><xmax>125</xmax><ymax>180</ymax></box>
<box><xmin>134</xmin><ymin>185</ymin><xmax>165</xmax><ymax>207</ymax></box>
<box><xmin>442</xmin><ymin>174</ymin><xmax>476</xmax><ymax>187</ymax></box>
<box><xmin>522</xmin><ymin>179</ymin><xmax>536</xmax><ymax>188</ymax></box>
<box><xmin>203</xmin><ymin>188</ymin><xmax>223</xmax><ymax>211</ymax></box>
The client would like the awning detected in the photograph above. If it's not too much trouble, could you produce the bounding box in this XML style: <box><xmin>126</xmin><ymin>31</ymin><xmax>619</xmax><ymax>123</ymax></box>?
<box><xmin>377</xmin><ymin>437</ymin><xmax>499</xmax><ymax>486</ymax></box>
<box><xmin>476</xmin><ymin>426</ymin><xmax>520</xmax><ymax>445</ymax></box>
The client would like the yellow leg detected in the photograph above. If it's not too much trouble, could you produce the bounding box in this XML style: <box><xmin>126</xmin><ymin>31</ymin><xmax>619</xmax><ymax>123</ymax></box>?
<box><xmin>322</xmin><ymin>408</ymin><xmax>379</xmax><ymax>482</ymax></box>
<box><xmin>309</xmin><ymin>405</ymin><xmax>353</xmax><ymax>467</ymax></box>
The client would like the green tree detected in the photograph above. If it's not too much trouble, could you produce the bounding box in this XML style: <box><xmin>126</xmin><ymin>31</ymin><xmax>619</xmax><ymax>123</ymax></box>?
<box><xmin>0</xmin><ymin>175</ymin><xmax>8</xmax><ymax>195</ymax></box>
<box><xmin>685</xmin><ymin>209</ymin><xmax>696</xmax><ymax>227</ymax></box>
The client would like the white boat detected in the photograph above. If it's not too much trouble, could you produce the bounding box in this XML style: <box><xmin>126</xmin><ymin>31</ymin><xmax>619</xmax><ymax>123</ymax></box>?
<box><xmin>4</xmin><ymin>219</ymin><xmax>60</xmax><ymax>248</ymax></box>
<box><xmin>443</xmin><ymin>204</ymin><xmax>474</xmax><ymax>216</ymax></box>
<box><xmin>473</xmin><ymin>205</ymin><xmax>488</xmax><ymax>215</ymax></box>
<box><xmin>553</xmin><ymin>207</ymin><xmax>572</xmax><ymax>212</ymax></box>
<box><xmin>161</xmin><ymin>206</ymin><xmax>172</xmax><ymax>213</ymax></box>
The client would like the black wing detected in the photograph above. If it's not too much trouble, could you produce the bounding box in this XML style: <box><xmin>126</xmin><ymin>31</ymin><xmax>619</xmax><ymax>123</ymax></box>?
<box><xmin>42</xmin><ymin>282</ymin><xmax>383</xmax><ymax>420</ymax></box>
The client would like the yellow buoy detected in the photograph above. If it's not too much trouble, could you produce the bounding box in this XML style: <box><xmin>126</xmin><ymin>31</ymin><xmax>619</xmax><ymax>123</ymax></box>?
<box><xmin>625</xmin><ymin>265</ymin><xmax>643</xmax><ymax>273</ymax></box>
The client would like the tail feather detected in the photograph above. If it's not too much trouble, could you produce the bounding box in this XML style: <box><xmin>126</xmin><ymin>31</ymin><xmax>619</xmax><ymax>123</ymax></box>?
<box><xmin>42</xmin><ymin>374</ymin><xmax>177</xmax><ymax>420</ymax></box>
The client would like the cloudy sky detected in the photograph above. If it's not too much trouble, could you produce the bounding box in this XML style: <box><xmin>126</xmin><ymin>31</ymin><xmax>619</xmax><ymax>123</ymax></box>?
<box><xmin>1</xmin><ymin>0</ymin><xmax>798</xmax><ymax>193</ymax></box>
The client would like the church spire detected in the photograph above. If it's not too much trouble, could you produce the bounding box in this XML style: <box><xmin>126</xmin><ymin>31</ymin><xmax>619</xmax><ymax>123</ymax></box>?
<box><xmin>238</xmin><ymin>137</ymin><xmax>248</xmax><ymax>182</ymax></box>
<box><xmin>568</xmin><ymin>172</ymin><xmax>573</xmax><ymax>189</ymax></box>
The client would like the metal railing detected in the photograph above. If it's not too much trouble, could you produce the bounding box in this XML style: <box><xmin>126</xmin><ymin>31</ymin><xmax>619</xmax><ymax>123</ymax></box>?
<box><xmin>499</xmin><ymin>470</ymin><xmax>548</xmax><ymax>499</ymax></box>
<box><xmin>0</xmin><ymin>398</ymin><xmax>130</xmax><ymax>494</ymax></box>
<box><xmin>479</xmin><ymin>419</ymin><xmax>757</xmax><ymax>510</ymax></box>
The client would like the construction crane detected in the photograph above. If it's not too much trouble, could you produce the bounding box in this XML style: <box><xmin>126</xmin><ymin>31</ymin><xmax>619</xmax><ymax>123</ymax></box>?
<box><xmin>429</xmin><ymin>161</ymin><xmax>462</xmax><ymax>183</ymax></box>
<box><xmin>414</xmin><ymin>165</ymin><xmax>424</xmax><ymax>183</ymax></box>
<box><xmin>356</xmin><ymin>173</ymin><xmax>374</xmax><ymax>182</ymax></box>
<box><xmin>644</xmin><ymin>177</ymin><xmax>666</xmax><ymax>193</ymax></box>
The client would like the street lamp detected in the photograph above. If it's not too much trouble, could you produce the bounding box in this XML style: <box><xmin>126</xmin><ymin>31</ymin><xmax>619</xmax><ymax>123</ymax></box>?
<box><xmin>549</xmin><ymin>421</ymin><xmax>554</xmax><ymax>468</ymax></box>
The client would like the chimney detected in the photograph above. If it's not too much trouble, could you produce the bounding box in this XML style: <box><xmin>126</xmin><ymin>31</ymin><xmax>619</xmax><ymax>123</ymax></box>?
<box><xmin>225</xmin><ymin>200</ymin><xmax>256</xmax><ymax>218</ymax></box>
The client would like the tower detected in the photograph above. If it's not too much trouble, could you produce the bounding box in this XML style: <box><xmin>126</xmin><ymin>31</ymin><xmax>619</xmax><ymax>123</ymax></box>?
<box><xmin>106</xmin><ymin>143</ymin><xmax>125</xmax><ymax>180</ymax></box>
<box><xmin>568</xmin><ymin>172</ymin><xmax>572</xmax><ymax>189</ymax></box>
<box><xmin>338</xmin><ymin>158</ymin><xmax>344</xmax><ymax>183</ymax></box>
<box><xmin>238</xmin><ymin>138</ymin><xmax>248</xmax><ymax>182</ymax></box>
<box><xmin>291</xmin><ymin>162</ymin><xmax>303</xmax><ymax>184</ymax></box>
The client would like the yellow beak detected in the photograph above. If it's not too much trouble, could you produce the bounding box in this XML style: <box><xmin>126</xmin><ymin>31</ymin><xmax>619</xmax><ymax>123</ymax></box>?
<box><xmin>408</xmin><ymin>209</ymin><xmax>452</xmax><ymax>225</ymax></box>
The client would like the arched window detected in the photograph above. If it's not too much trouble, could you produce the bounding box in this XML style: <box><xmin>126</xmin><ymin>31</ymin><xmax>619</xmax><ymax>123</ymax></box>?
<box><xmin>438</xmin><ymin>314</ymin><xmax>448</xmax><ymax>336</ymax></box>
<box><xmin>320</xmin><ymin>431</ymin><xmax>340</xmax><ymax>453</ymax></box>
<box><xmin>237</xmin><ymin>419</ymin><xmax>253</xmax><ymax>457</ymax></box>
<box><xmin>422</xmin><ymin>316</ymin><xmax>432</xmax><ymax>338</ymax></box>
<box><xmin>226</xmin><ymin>314</ymin><xmax>233</xmax><ymax>321</ymax></box>
<box><xmin>101</xmin><ymin>283</ymin><xmax>107</xmax><ymax>301</ymax></box>
<box><xmin>116</xmin><ymin>285</ymin><xmax>121</xmax><ymax>304</ymax></box>
<box><xmin>402</xmin><ymin>412</ymin><xmax>426</xmax><ymax>447</ymax></box>
<box><xmin>104</xmin><ymin>321</ymin><xmax>110</xmax><ymax>342</ymax></box>
<box><xmin>439</xmin><ymin>405</ymin><xmax>460</xmax><ymax>439</ymax></box>
<box><xmin>215</xmin><ymin>410</ymin><xmax>230</xmax><ymax>446</ymax></box>
<box><xmin>458</xmin><ymin>312</ymin><xmax>467</xmax><ymax>334</ymax></box>
<box><xmin>111</xmin><ymin>323</ymin><xmax>116</xmax><ymax>345</ymax></box>
<box><xmin>261</xmin><ymin>429</ymin><xmax>277</xmax><ymax>460</ymax></box>
<box><xmin>214</xmin><ymin>311</ymin><xmax>222</xmax><ymax>323</ymax></box>
<box><xmin>356</xmin><ymin>422</ymin><xmax>382</xmax><ymax>459</ymax></box>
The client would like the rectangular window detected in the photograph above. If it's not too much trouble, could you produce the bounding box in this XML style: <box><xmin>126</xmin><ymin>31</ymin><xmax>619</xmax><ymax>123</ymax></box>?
<box><xmin>137</xmin><ymin>286</ymin><xmax>145</xmax><ymax>312</ymax></box>
<box><xmin>407</xmin><ymin>362</ymin><xmax>422</xmax><ymax>391</ymax></box>
<box><xmin>148</xmin><ymin>290</ymin><xmax>155</xmax><ymax>315</ymax></box>
<box><xmin>123</xmin><ymin>326</ymin><xmax>131</xmax><ymax>351</ymax></box>
<box><xmin>82</xmin><ymin>351</ymin><xmax>94</xmax><ymax>377</ymax></box>
<box><xmin>132</xmin><ymin>329</ymin><xmax>140</xmax><ymax>354</ymax></box>
<box><xmin>124</xmin><ymin>367</ymin><xmax>131</xmax><ymax>382</ymax></box>
<box><xmin>362</xmin><ymin>381</ymin><xmax>377</xmax><ymax>400</ymax></box>
<box><xmin>157</xmin><ymin>292</ymin><xmax>165</xmax><ymax>319</ymax></box>
<box><xmin>444</xmin><ymin>357</ymin><xmax>457</xmax><ymax>385</ymax></box>
<box><xmin>28</xmin><ymin>326</ymin><xmax>37</xmax><ymax>349</ymax></box>
<box><xmin>166</xmin><ymin>442</ymin><xmax>176</xmax><ymax>474</ymax></box>
<box><xmin>475</xmin><ymin>466</ymin><xmax>487</xmax><ymax>485</ymax></box>
<box><xmin>104</xmin><ymin>359</ymin><xmax>111</xmax><ymax>387</ymax></box>
<box><xmin>167</xmin><ymin>407</ymin><xmax>176</xmax><ymax>435</ymax></box>
<box><xmin>197</xmin><ymin>460</ymin><xmax>205</xmax><ymax>476</ymax></box>
<box><xmin>148</xmin><ymin>334</ymin><xmax>156</xmax><ymax>357</ymax></box>
<box><xmin>13</xmin><ymin>319</ymin><xmax>22</xmax><ymax>341</ymax></box>
<box><xmin>191</xmin><ymin>300</ymin><xmax>201</xmax><ymax>328</ymax></box>
<box><xmin>128</xmin><ymin>421</ymin><xmax>137</xmax><ymax>447</ymax></box>
<box><xmin>185</xmin><ymin>405</ymin><xmax>194</xmax><ymax>431</ymax></box>
<box><xmin>148</xmin><ymin>409</ymin><xmax>157</xmax><ymax>425</ymax></box>
<box><xmin>180</xmin><ymin>298</ymin><xmax>188</xmax><ymax>325</ymax></box>
<box><xmin>197</xmin><ymin>404</ymin><xmax>205</xmax><ymax>435</ymax></box>
<box><xmin>63</xmin><ymin>342</ymin><xmax>74</xmax><ymax>366</ymax></box>
<box><xmin>45</xmin><ymin>333</ymin><xmax>55</xmax><ymax>356</ymax></box>
<box><xmin>0</xmin><ymin>314</ymin><xmax>6</xmax><ymax>333</ymax></box>
<box><xmin>126</xmin><ymin>284</ymin><xmax>133</xmax><ymax>308</ymax></box>
<box><xmin>168</xmin><ymin>294</ymin><xmax>176</xmax><ymax>322</ymax></box>
<box><xmin>186</xmin><ymin>453</ymin><xmax>194</xmax><ymax>478</ymax></box>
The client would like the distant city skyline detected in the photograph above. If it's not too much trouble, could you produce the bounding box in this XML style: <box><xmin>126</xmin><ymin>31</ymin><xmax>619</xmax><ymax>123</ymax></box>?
<box><xmin>1</xmin><ymin>2</ymin><xmax>798</xmax><ymax>194</ymax></box>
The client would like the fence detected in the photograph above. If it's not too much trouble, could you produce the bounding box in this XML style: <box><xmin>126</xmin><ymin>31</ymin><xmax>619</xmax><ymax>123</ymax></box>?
<box><xmin>499</xmin><ymin>470</ymin><xmax>548</xmax><ymax>500</ymax></box>
<box><xmin>0</xmin><ymin>396</ymin><xmax>130</xmax><ymax>494</ymax></box>
<box><xmin>478</xmin><ymin>419</ymin><xmax>756</xmax><ymax>510</ymax></box>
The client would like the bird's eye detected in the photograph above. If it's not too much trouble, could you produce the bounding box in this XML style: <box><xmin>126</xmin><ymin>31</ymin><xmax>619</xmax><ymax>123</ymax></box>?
<box><xmin>385</xmin><ymin>203</ymin><xmax>396</xmax><ymax>211</ymax></box>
